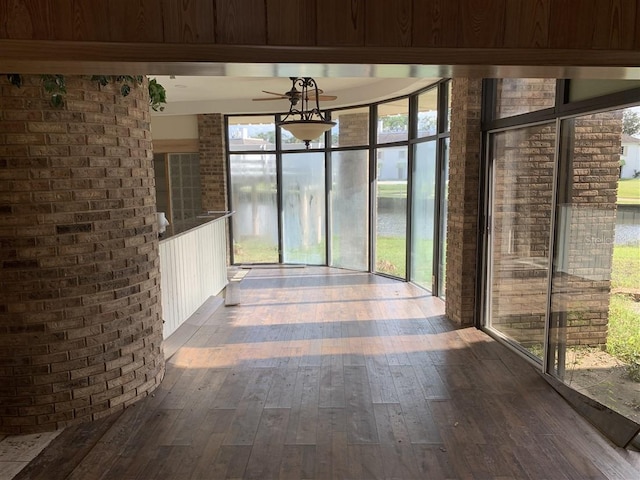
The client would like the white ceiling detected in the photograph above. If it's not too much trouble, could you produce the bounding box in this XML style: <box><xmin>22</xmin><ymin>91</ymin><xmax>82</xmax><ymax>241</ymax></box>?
<box><xmin>152</xmin><ymin>75</ymin><xmax>440</xmax><ymax>116</ymax></box>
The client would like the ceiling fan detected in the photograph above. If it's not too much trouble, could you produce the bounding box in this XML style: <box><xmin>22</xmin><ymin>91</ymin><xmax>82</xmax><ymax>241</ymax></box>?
<box><xmin>252</xmin><ymin>77</ymin><xmax>337</xmax><ymax>104</ymax></box>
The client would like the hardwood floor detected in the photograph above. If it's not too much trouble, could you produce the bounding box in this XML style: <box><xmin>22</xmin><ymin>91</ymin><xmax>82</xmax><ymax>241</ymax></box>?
<box><xmin>15</xmin><ymin>267</ymin><xmax>640</xmax><ymax>479</ymax></box>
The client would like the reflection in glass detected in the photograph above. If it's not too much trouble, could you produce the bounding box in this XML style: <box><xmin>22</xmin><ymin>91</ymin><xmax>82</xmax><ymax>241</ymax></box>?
<box><xmin>417</xmin><ymin>89</ymin><xmax>438</xmax><ymax>138</ymax></box>
<box><xmin>330</xmin><ymin>107</ymin><xmax>369</xmax><ymax>148</ymax></box>
<box><xmin>487</xmin><ymin>123</ymin><xmax>557</xmax><ymax>358</ymax></box>
<box><xmin>438</xmin><ymin>138</ymin><xmax>450</xmax><ymax>298</ymax></box>
<box><xmin>495</xmin><ymin>79</ymin><xmax>556</xmax><ymax>119</ymax></box>
<box><xmin>229</xmin><ymin>154</ymin><xmax>278</xmax><ymax>263</ymax></box>
<box><xmin>331</xmin><ymin>150</ymin><xmax>369</xmax><ymax>271</ymax></box>
<box><xmin>377</xmin><ymin>99</ymin><xmax>409</xmax><ymax>144</ymax></box>
<box><xmin>282</xmin><ymin>153</ymin><xmax>326</xmax><ymax>265</ymax></box>
<box><xmin>376</xmin><ymin>146</ymin><xmax>407</xmax><ymax>278</ymax></box>
<box><xmin>411</xmin><ymin>141</ymin><xmax>437</xmax><ymax>290</ymax></box>
<box><xmin>228</xmin><ymin>116</ymin><xmax>276</xmax><ymax>151</ymax></box>
<box><xmin>549</xmin><ymin>110</ymin><xmax>640</xmax><ymax>424</ymax></box>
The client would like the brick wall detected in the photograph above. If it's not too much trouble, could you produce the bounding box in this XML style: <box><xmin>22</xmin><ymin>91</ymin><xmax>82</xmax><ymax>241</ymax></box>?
<box><xmin>0</xmin><ymin>75</ymin><xmax>165</xmax><ymax>434</ymax></box>
<box><xmin>446</xmin><ymin>78</ymin><xmax>482</xmax><ymax>326</ymax></box>
<box><xmin>488</xmin><ymin>110</ymin><xmax>619</xmax><ymax>348</ymax></box>
<box><xmin>489</xmin><ymin>123</ymin><xmax>556</xmax><ymax>347</ymax></box>
<box><xmin>495</xmin><ymin>78</ymin><xmax>556</xmax><ymax>118</ymax></box>
<box><xmin>198</xmin><ymin>114</ymin><xmax>227</xmax><ymax>212</ymax></box>
<box><xmin>556</xmin><ymin>112</ymin><xmax>621</xmax><ymax>346</ymax></box>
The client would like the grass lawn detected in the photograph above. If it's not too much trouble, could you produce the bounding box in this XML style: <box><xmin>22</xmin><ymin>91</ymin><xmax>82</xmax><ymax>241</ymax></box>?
<box><xmin>608</xmin><ymin>243</ymin><xmax>640</xmax><ymax>376</ymax></box>
<box><xmin>375</xmin><ymin>236</ymin><xmax>406</xmax><ymax>278</ymax></box>
<box><xmin>617</xmin><ymin>178</ymin><xmax>640</xmax><ymax>204</ymax></box>
<box><xmin>377</xmin><ymin>182</ymin><xmax>407</xmax><ymax>198</ymax></box>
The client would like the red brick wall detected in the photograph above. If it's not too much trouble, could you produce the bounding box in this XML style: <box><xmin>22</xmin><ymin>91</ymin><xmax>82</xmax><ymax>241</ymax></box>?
<box><xmin>0</xmin><ymin>75</ymin><xmax>165</xmax><ymax>434</ymax></box>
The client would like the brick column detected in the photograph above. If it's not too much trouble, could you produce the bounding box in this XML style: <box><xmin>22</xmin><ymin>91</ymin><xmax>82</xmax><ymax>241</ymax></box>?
<box><xmin>0</xmin><ymin>75</ymin><xmax>165</xmax><ymax>434</ymax></box>
<box><xmin>198</xmin><ymin>114</ymin><xmax>227</xmax><ymax>212</ymax></box>
<box><xmin>446</xmin><ymin>78</ymin><xmax>482</xmax><ymax>326</ymax></box>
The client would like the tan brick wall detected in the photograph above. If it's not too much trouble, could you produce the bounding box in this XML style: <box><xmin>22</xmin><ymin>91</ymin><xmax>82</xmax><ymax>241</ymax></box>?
<box><xmin>0</xmin><ymin>75</ymin><xmax>165</xmax><ymax>434</ymax></box>
<box><xmin>558</xmin><ymin>112</ymin><xmax>620</xmax><ymax>346</ymax></box>
<box><xmin>198</xmin><ymin>114</ymin><xmax>227</xmax><ymax>212</ymax></box>
<box><xmin>488</xmin><ymin>106</ymin><xmax>618</xmax><ymax>348</ymax></box>
<box><xmin>495</xmin><ymin>78</ymin><xmax>556</xmax><ymax>118</ymax></box>
<box><xmin>489</xmin><ymin>123</ymin><xmax>556</xmax><ymax>346</ymax></box>
<box><xmin>446</xmin><ymin>78</ymin><xmax>482</xmax><ymax>326</ymax></box>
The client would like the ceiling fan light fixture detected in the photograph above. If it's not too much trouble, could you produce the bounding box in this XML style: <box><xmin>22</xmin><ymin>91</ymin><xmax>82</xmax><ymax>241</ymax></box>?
<box><xmin>276</xmin><ymin>77</ymin><xmax>336</xmax><ymax>148</ymax></box>
<box><xmin>279</xmin><ymin>119</ymin><xmax>335</xmax><ymax>146</ymax></box>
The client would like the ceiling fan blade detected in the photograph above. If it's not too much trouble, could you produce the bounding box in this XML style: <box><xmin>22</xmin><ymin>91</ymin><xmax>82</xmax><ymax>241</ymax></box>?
<box><xmin>262</xmin><ymin>90</ymin><xmax>291</xmax><ymax>97</ymax></box>
<box><xmin>252</xmin><ymin>97</ymin><xmax>288</xmax><ymax>101</ymax></box>
<box><xmin>306</xmin><ymin>93</ymin><xmax>338</xmax><ymax>101</ymax></box>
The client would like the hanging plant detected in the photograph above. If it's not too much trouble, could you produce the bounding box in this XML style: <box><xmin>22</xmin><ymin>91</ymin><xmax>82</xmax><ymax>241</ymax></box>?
<box><xmin>5</xmin><ymin>74</ymin><xmax>166</xmax><ymax>110</ymax></box>
<box><xmin>41</xmin><ymin>74</ymin><xmax>67</xmax><ymax>108</ymax></box>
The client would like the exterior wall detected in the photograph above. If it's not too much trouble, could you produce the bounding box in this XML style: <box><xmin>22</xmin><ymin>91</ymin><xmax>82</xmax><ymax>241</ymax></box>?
<box><xmin>198</xmin><ymin>114</ymin><xmax>227</xmax><ymax>213</ymax></box>
<box><xmin>0</xmin><ymin>75</ymin><xmax>165</xmax><ymax>434</ymax></box>
<box><xmin>558</xmin><ymin>112</ymin><xmax>621</xmax><ymax>346</ymax></box>
<box><xmin>489</xmin><ymin>100</ymin><xmax>620</xmax><ymax>348</ymax></box>
<box><xmin>446</xmin><ymin>78</ymin><xmax>482</xmax><ymax>326</ymax></box>
<box><xmin>489</xmin><ymin>123</ymin><xmax>556</xmax><ymax>346</ymax></box>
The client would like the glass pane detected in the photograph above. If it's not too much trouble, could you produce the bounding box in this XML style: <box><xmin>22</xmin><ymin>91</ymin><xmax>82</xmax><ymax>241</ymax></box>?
<box><xmin>495</xmin><ymin>79</ymin><xmax>556</xmax><ymax>119</ymax></box>
<box><xmin>549</xmin><ymin>109</ymin><xmax>640</xmax><ymax>424</ymax></box>
<box><xmin>331</xmin><ymin>150</ymin><xmax>369</xmax><ymax>271</ymax></box>
<box><xmin>228</xmin><ymin>115</ymin><xmax>275</xmax><ymax>151</ymax></box>
<box><xmin>153</xmin><ymin>153</ymin><xmax>169</xmax><ymax>220</ymax></box>
<box><xmin>282</xmin><ymin>152</ymin><xmax>326</xmax><ymax>264</ymax></box>
<box><xmin>445</xmin><ymin>81</ymin><xmax>452</xmax><ymax>133</ymax></box>
<box><xmin>168</xmin><ymin>153</ymin><xmax>202</xmax><ymax>222</ymax></box>
<box><xmin>488</xmin><ymin>123</ymin><xmax>557</xmax><ymax>359</ymax></box>
<box><xmin>417</xmin><ymin>89</ymin><xmax>438</xmax><ymax>138</ymax></box>
<box><xmin>330</xmin><ymin>107</ymin><xmax>369</xmax><ymax>148</ymax></box>
<box><xmin>438</xmin><ymin>138</ymin><xmax>450</xmax><ymax>298</ymax></box>
<box><xmin>410</xmin><ymin>141</ymin><xmax>437</xmax><ymax>290</ymax></box>
<box><xmin>377</xmin><ymin>99</ymin><xmax>409</xmax><ymax>143</ymax></box>
<box><xmin>376</xmin><ymin>146</ymin><xmax>407</xmax><ymax>278</ymax></box>
<box><xmin>569</xmin><ymin>79</ymin><xmax>640</xmax><ymax>103</ymax></box>
<box><xmin>229</xmin><ymin>153</ymin><xmax>278</xmax><ymax>263</ymax></box>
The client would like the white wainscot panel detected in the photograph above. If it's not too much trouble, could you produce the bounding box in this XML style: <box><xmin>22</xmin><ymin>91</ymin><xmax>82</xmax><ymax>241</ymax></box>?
<box><xmin>159</xmin><ymin>218</ymin><xmax>228</xmax><ymax>338</ymax></box>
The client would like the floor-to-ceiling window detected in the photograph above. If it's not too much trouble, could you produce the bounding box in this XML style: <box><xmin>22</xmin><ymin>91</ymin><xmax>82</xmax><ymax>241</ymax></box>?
<box><xmin>228</xmin><ymin>116</ymin><xmax>279</xmax><ymax>263</ymax></box>
<box><xmin>375</xmin><ymin>99</ymin><xmax>409</xmax><ymax>277</ymax></box>
<box><xmin>329</xmin><ymin>107</ymin><xmax>370</xmax><ymax>271</ymax></box>
<box><xmin>282</xmin><ymin>152</ymin><xmax>326</xmax><ymax>265</ymax></box>
<box><xmin>482</xmin><ymin>79</ymin><xmax>640</xmax><ymax>447</ymax></box>
<box><xmin>225</xmin><ymin>80</ymin><xmax>451</xmax><ymax>295</ymax></box>
<box><xmin>486</xmin><ymin>123</ymin><xmax>557</xmax><ymax>359</ymax></box>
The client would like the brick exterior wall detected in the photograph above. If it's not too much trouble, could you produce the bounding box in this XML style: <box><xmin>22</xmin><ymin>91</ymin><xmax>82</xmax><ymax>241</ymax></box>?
<box><xmin>495</xmin><ymin>78</ymin><xmax>556</xmax><ymax>118</ymax></box>
<box><xmin>489</xmin><ymin>123</ymin><xmax>556</xmax><ymax>347</ymax></box>
<box><xmin>556</xmin><ymin>112</ymin><xmax>621</xmax><ymax>346</ymax></box>
<box><xmin>198</xmin><ymin>114</ymin><xmax>227</xmax><ymax>212</ymax></box>
<box><xmin>446</xmin><ymin>78</ymin><xmax>482</xmax><ymax>326</ymax></box>
<box><xmin>489</xmin><ymin>100</ymin><xmax>619</xmax><ymax>348</ymax></box>
<box><xmin>0</xmin><ymin>75</ymin><xmax>165</xmax><ymax>434</ymax></box>
<box><xmin>337</xmin><ymin>111</ymin><xmax>369</xmax><ymax>147</ymax></box>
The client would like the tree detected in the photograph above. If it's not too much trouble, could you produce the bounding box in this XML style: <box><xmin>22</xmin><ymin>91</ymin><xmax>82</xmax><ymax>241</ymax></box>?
<box><xmin>622</xmin><ymin>110</ymin><xmax>640</xmax><ymax>136</ymax></box>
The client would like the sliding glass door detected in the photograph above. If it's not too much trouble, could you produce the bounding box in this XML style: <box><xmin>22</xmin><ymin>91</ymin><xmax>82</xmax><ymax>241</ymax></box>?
<box><xmin>486</xmin><ymin>123</ymin><xmax>557</xmax><ymax>359</ymax></box>
<box><xmin>548</xmin><ymin>109</ymin><xmax>640</xmax><ymax>425</ymax></box>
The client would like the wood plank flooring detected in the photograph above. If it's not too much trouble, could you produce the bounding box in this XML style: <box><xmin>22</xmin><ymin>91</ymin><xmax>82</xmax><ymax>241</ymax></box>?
<box><xmin>15</xmin><ymin>267</ymin><xmax>640</xmax><ymax>480</ymax></box>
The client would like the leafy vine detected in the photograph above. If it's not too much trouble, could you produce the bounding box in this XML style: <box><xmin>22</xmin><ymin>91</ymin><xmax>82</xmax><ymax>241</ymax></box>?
<box><xmin>5</xmin><ymin>74</ymin><xmax>166</xmax><ymax>111</ymax></box>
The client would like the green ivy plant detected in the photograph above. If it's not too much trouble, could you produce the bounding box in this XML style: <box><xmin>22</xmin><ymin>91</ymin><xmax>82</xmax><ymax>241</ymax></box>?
<box><xmin>5</xmin><ymin>74</ymin><xmax>166</xmax><ymax>111</ymax></box>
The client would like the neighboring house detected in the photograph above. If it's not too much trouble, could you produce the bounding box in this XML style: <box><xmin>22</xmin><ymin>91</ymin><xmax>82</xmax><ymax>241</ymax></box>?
<box><xmin>620</xmin><ymin>133</ymin><xmax>640</xmax><ymax>178</ymax></box>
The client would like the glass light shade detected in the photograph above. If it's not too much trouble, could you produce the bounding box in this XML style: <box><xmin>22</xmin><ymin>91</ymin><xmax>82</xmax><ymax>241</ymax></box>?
<box><xmin>279</xmin><ymin>120</ymin><xmax>335</xmax><ymax>142</ymax></box>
